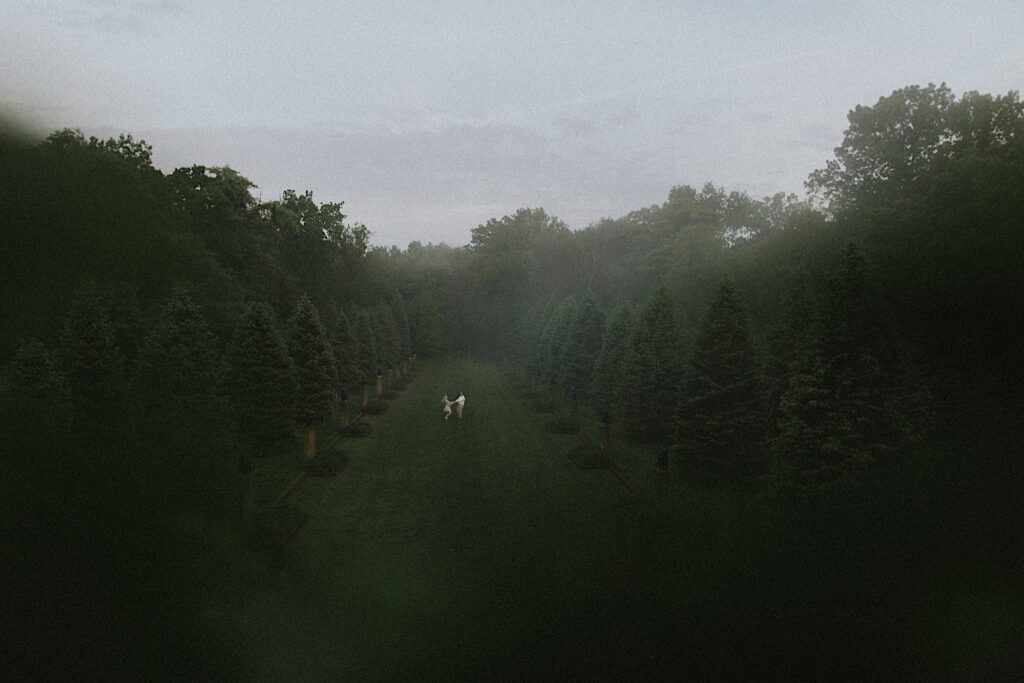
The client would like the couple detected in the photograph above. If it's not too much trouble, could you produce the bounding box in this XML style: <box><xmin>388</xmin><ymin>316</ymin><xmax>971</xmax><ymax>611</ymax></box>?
<box><xmin>441</xmin><ymin>393</ymin><xmax>465</xmax><ymax>420</ymax></box>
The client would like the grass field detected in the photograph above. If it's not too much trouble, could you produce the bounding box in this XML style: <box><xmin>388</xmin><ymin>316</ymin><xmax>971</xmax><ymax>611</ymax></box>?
<box><xmin>233</xmin><ymin>358</ymin><xmax>780</xmax><ymax>679</ymax></box>
<box><xmin>228</xmin><ymin>358</ymin><xmax>1024</xmax><ymax>680</ymax></box>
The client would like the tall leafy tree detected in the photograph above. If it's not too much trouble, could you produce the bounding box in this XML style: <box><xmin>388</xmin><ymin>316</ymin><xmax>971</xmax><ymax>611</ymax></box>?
<box><xmin>288</xmin><ymin>295</ymin><xmax>336</xmax><ymax>458</ymax></box>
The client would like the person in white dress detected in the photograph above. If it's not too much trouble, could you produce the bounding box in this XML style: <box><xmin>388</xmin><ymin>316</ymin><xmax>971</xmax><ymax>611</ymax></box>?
<box><xmin>441</xmin><ymin>394</ymin><xmax>452</xmax><ymax>420</ymax></box>
<box><xmin>454</xmin><ymin>393</ymin><xmax>465</xmax><ymax>419</ymax></box>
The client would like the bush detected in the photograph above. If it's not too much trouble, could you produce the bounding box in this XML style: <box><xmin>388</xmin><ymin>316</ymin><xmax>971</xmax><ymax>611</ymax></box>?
<box><xmin>253</xmin><ymin>504</ymin><xmax>307</xmax><ymax>548</ymax></box>
<box><xmin>530</xmin><ymin>401</ymin><xmax>556</xmax><ymax>414</ymax></box>
<box><xmin>568</xmin><ymin>440</ymin><xmax>612</xmax><ymax>470</ymax></box>
<box><xmin>303</xmin><ymin>449</ymin><xmax>350</xmax><ymax>477</ymax></box>
<box><xmin>544</xmin><ymin>416</ymin><xmax>580</xmax><ymax>434</ymax></box>
<box><xmin>361</xmin><ymin>399</ymin><xmax>388</xmax><ymax>415</ymax></box>
<box><xmin>381</xmin><ymin>389</ymin><xmax>399</xmax><ymax>400</ymax></box>
<box><xmin>338</xmin><ymin>421</ymin><xmax>372</xmax><ymax>438</ymax></box>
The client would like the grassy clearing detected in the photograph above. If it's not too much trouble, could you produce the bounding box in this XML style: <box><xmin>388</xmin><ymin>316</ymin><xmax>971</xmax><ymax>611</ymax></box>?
<box><xmin>234</xmin><ymin>359</ymin><xmax>780</xmax><ymax>679</ymax></box>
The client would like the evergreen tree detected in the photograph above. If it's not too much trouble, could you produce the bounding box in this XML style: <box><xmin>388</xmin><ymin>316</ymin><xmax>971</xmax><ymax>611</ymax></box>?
<box><xmin>226</xmin><ymin>302</ymin><xmax>295</xmax><ymax>462</ymax></box>
<box><xmin>389</xmin><ymin>290</ymin><xmax>412</xmax><ymax>360</ymax></box>
<box><xmin>1</xmin><ymin>339</ymin><xmax>71</xmax><ymax>483</ymax></box>
<box><xmin>289</xmin><ymin>295</ymin><xmax>336</xmax><ymax>457</ymax></box>
<box><xmin>676</xmin><ymin>278</ymin><xmax>765</xmax><ymax>480</ymax></box>
<box><xmin>541</xmin><ymin>297</ymin><xmax>578</xmax><ymax>405</ymax></box>
<box><xmin>376</xmin><ymin>301</ymin><xmax>401</xmax><ymax>373</ymax></box>
<box><xmin>775</xmin><ymin>243</ymin><xmax>894</xmax><ymax>491</ymax></box>
<box><xmin>330</xmin><ymin>308</ymin><xmax>361</xmax><ymax>424</ymax></box>
<box><xmin>354</xmin><ymin>308</ymin><xmax>378</xmax><ymax>396</ymax></box>
<box><xmin>620</xmin><ymin>288</ymin><xmax>683</xmax><ymax>442</ymax></box>
<box><xmin>591</xmin><ymin>305</ymin><xmax>635</xmax><ymax>424</ymax></box>
<box><xmin>561</xmin><ymin>296</ymin><xmax>607</xmax><ymax>418</ymax></box>
<box><xmin>59</xmin><ymin>288</ymin><xmax>125</xmax><ymax>453</ymax></box>
<box><xmin>131</xmin><ymin>289</ymin><xmax>236</xmax><ymax>515</ymax></box>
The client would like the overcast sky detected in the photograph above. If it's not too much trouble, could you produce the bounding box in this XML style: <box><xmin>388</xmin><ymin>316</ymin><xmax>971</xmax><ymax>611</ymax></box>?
<box><xmin>2</xmin><ymin>1</ymin><xmax>1022</xmax><ymax>246</ymax></box>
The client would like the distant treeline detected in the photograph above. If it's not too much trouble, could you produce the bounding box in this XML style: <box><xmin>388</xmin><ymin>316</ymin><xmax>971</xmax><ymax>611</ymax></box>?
<box><xmin>2</xmin><ymin>82</ymin><xmax>1022</xmax><ymax>676</ymax></box>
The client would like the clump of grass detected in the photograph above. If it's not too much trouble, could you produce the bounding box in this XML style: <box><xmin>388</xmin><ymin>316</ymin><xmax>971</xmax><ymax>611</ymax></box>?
<box><xmin>303</xmin><ymin>449</ymin><xmax>350</xmax><ymax>477</ymax></box>
<box><xmin>543</xmin><ymin>415</ymin><xmax>580</xmax><ymax>434</ymax></box>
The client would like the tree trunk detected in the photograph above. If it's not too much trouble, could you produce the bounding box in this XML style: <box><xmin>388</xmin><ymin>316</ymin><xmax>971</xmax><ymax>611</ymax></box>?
<box><xmin>376</xmin><ymin>374</ymin><xmax>384</xmax><ymax>397</ymax></box>
<box><xmin>362</xmin><ymin>385</ymin><xmax>369</xmax><ymax>408</ymax></box>
<box><xmin>339</xmin><ymin>398</ymin><xmax>349</xmax><ymax>428</ymax></box>
<box><xmin>303</xmin><ymin>427</ymin><xmax>316</xmax><ymax>461</ymax></box>
<box><xmin>600</xmin><ymin>422</ymin><xmax>610</xmax><ymax>452</ymax></box>
<box><xmin>569</xmin><ymin>397</ymin><xmax>579</xmax><ymax>423</ymax></box>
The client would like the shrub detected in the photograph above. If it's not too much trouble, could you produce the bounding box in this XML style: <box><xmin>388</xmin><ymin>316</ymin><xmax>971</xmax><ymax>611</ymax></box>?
<box><xmin>361</xmin><ymin>399</ymin><xmax>388</xmax><ymax>415</ymax></box>
<box><xmin>568</xmin><ymin>440</ymin><xmax>612</xmax><ymax>470</ymax></box>
<box><xmin>338</xmin><ymin>421</ymin><xmax>372</xmax><ymax>438</ymax></box>
<box><xmin>254</xmin><ymin>504</ymin><xmax>307</xmax><ymax>548</ymax></box>
<box><xmin>544</xmin><ymin>416</ymin><xmax>580</xmax><ymax>434</ymax></box>
<box><xmin>303</xmin><ymin>449</ymin><xmax>350</xmax><ymax>477</ymax></box>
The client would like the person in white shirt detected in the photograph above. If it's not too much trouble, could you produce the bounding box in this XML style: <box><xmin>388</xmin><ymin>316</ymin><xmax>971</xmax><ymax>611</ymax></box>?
<box><xmin>454</xmin><ymin>393</ymin><xmax>466</xmax><ymax>419</ymax></box>
<box><xmin>441</xmin><ymin>394</ymin><xmax>452</xmax><ymax>420</ymax></box>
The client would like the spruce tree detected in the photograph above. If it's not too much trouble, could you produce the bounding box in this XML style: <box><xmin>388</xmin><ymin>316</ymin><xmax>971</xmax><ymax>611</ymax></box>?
<box><xmin>59</xmin><ymin>289</ymin><xmax>125</xmax><ymax>453</ymax></box>
<box><xmin>354</xmin><ymin>309</ymin><xmax>377</xmax><ymax>405</ymax></box>
<box><xmin>288</xmin><ymin>295</ymin><xmax>336</xmax><ymax>458</ymax></box>
<box><xmin>330</xmin><ymin>308</ymin><xmax>361</xmax><ymax>425</ymax></box>
<box><xmin>561</xmin><ymin>296</ymin><xmax>607</xmax><ymax>419</ymax></box>
<box><xmin>775</xmin><ymin>243</ymin><xmax>894</xmax><ymax>492</ymax></box>
<box><xmin>676</xmin><ymin>278</ymin><xmax>765</xmax><ymax>479</ymax></box>
<box><xmin>620</xmin><ymin>288</ymin><xmax>683</xmax><ymax>442</ymax></box>
<box><xmin>389</xmin><ymin>290</ymin><xmax>412</xmax><ymax>361</ymax></box>
<box><xmin>131</xmin><ymin>289</ymin><xmax>235</xmax><ymax>515</ymax></box>
<box><xmin>226</xmin><ymin>302</ymin><xmax>295</xmax><ymax>461</ymax></box>
<box><xmin>541</xmin><ymin>297</ymin><xmax>578</xmax><ymax>407</ymax></box>
<box><xmin>591</xmin><ymin>305</ymin><xmax>636</xmax><ymax>426</ymax></box>
<box><xmin>2</xmin><ymin>339</ymin><xmax>71</xmax><ymax>476</ymax></box>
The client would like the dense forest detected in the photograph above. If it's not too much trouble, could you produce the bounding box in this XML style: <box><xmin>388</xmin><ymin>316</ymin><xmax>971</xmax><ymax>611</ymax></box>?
<box><xmin>2</xmin><ymin>82</ymin><xmax>1022</xmax><ymax>677</ymax></box>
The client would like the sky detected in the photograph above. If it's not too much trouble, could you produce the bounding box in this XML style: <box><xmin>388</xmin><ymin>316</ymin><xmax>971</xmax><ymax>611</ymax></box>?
<box><xmin>2</xmin><ymin>1</ymin><xmax>1022</xmax><ymax>247</ymax></box>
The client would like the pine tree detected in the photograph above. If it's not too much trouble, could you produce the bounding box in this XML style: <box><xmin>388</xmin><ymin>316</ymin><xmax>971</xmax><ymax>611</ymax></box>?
<box><xmin>620</xmin><ymin>288</ymin><xmax>683</xmax><ymax>442</ymax></box>
<box><xmin>540</xmin><ymin>297</ymin><xmax>578</xmax><ymax>407</ymax></box>
<box><xmin>288</xmin><ymin>295</ymin><xmax>336</xmax><ymax>458</ymax></box>
<box><xmin>775</xmin><ymin>243</ymin><xmax>894</xmax><ymax>492</ymax></box>
<box><xmin>2</xmin><ymin>339</ymin><xmax>71</xmax><ymax>476</ymax></box>
<box><xmin>561</xmin><ymin>296</ymin><xmax>606</xmax><ymax>420</ymax></box>
<box><xmin>389</xmin><ymin>290</ymin><xmax>412</xmax><ymax>361</ymax></box>
<box><xmin>59</xmin><ymin>289</ymin><xmax>125</xmax><ymax>453</ymax></box>
<box><xmin>131</xmin><ymin>289</ymin><xmax>236</xmax><ymax>515</ymax></box>
<box><xmin>226</xmin><ymin>302</ymin><xmax>295</xmax><ymax>461</ymax></box>
<box><xmin>354</xmin><ymin>308</ymin><xmax>377</xmax><ymax>405</ymax></box>
<box><xmin>591</xmin><ymin>305</ymin><xmax>635</xmax><ymax>426</ymax></box>
<box><xmin>330</xmin><ymin>308</ymin><xmax>361</xmax><ymax>426</ymax></box>
<box><xmin>676</xmin><ymin>278</ymin><xmax>765</xmax><ymax>480</ymax></box>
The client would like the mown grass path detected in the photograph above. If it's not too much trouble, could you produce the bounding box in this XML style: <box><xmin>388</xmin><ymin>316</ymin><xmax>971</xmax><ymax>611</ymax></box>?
<box><xmin>239</xmin><ymin>358</ymin><xmax>678</xmax><ymax>680</ymax></box>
